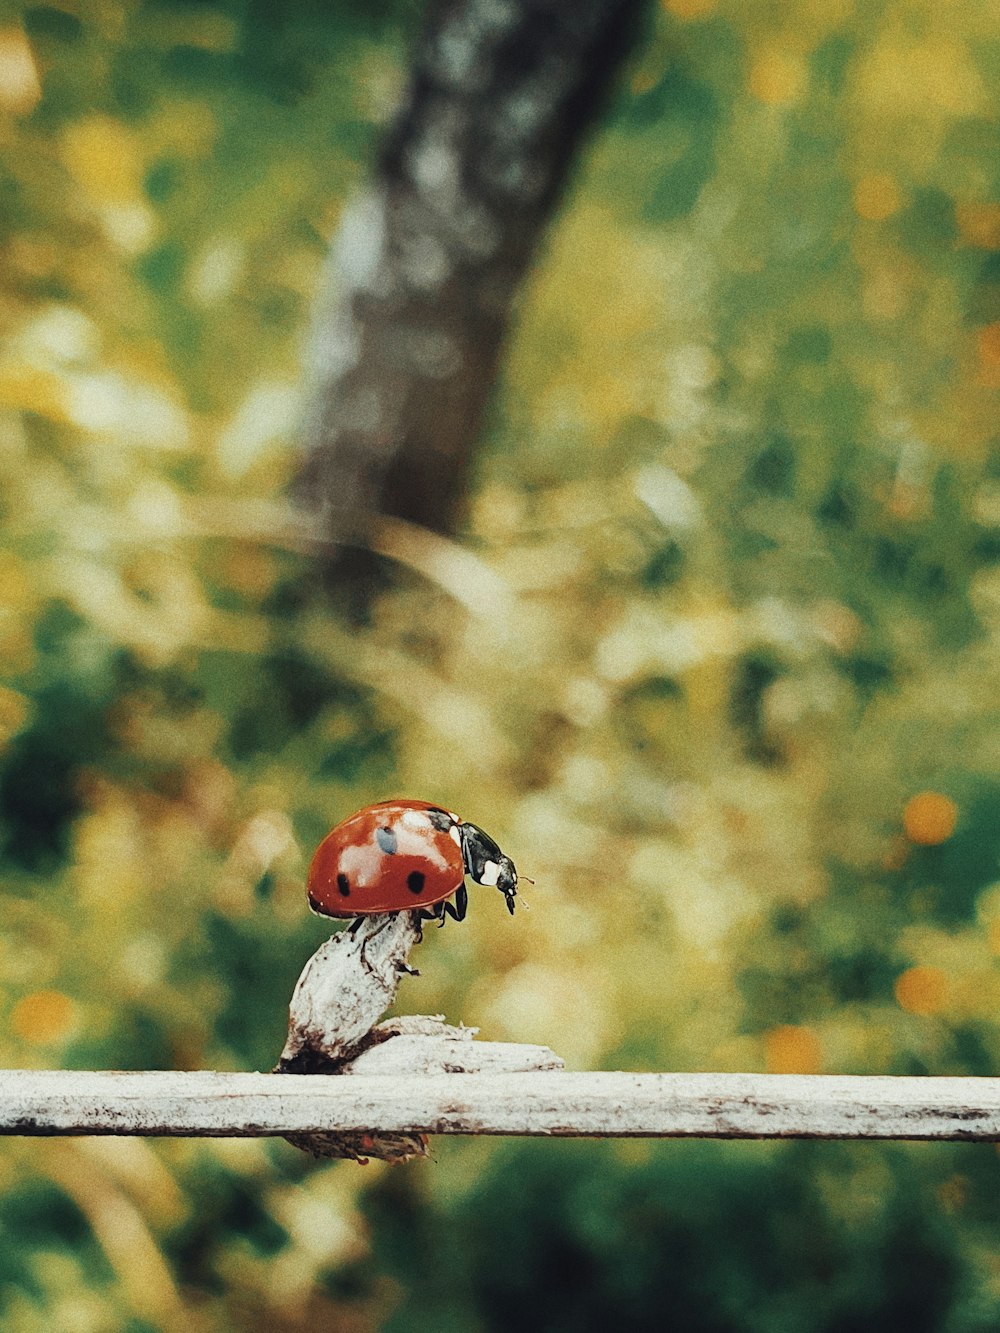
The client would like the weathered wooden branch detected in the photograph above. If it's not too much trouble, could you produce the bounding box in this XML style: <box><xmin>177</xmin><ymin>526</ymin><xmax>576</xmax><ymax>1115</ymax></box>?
<box><xmin>278</xmin><ymin>912</ymin><xmax>423</xmax><ymax>1072</ymax></box>
<box><xmin>4</xmin><ymin>1072</ymin><xmax>1000</xmax><ymax>1141</ymax></box>
<box><xmin>12</xmin><ymin>893</ymin><xmax>994</xmax><ymax>1156</ymax></box>
<box><xmin>275</xmin><ymin>910</ymin><xmax>562</xmax><ymax>1160</ymax></box>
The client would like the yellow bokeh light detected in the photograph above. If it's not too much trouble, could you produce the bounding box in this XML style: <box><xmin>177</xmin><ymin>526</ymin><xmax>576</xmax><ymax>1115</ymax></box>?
<box><xmin>11</xmin><ymin>990</ymin><xmax>78</xmax><ymax>1045</ymax></box>
<box><xmin>894</xmin><ymin>965</ymin><xmax>948</xmax><ymax>1016</ymax></box>
<box><xmin>749</xmin><ymin>51</ymin><xmax>807</xmax><ymax>106</ymax></box>
<box><xmin>764</xmin><ymin>1024</ymin><xmax>822</xmax><ymax>1074</ymax></box>
<box><xmin>902</xmin><ymin>792</ymin><xmax>958</xmax><ymax>846</ymax></box>
<box><xmin>60</xmin><ymin>114</ymin><xmax>144</xmax><ymax>204</ymax></box>
<box><xmin>0</xmin><ymin>28</ymin><xmax>41</xmax><ymax>116</ymax></box>
<box><xmin>0</xmin><ymin>551</ymin><xmax>33</xmax><ymax>612</ymax></box>
<box><xmin>0</xmin><ymin>624</ymin><xmax>35</xmax><ymax>676</ymax></box>
<box><xmin>862</xmin><ymin>268</ymin><xmax>911</xmax><ymax>323</ymax></box>
<box><xmin>0</xmin><ymin>685</ymin><xmax>31</xmax><ymax>745</ymax></box>
<box><xmin>853</xmin><ymin>172</ymin><xmax>902</xmax><ymax>222</ymax></box>
<box><xmin>0</xmin><ymin>365</ymin><xmax>66</xmax><ymax>419</ymax></box>
<box><xmin>630</xmin><ymin>70</ymin><xmax>657</xmax><ymax>96</ymax></box>
<box><xmin>856</xmin><ymin>36</ymin><xmax>987</xmax><ymax>119</ymax></box>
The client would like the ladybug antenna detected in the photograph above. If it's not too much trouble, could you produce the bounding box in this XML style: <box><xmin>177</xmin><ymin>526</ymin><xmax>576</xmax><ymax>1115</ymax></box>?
<box><xmin>513</xmin><ymin>874</ymin><xmax>533</xmax><ymax>912</ymax></box>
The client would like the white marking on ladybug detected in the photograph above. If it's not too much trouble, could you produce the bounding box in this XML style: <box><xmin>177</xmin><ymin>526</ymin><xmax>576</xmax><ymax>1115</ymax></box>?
<box><xmin>339</xmin><ymin>841</ymin><xmax>389</xmax><ymax>886</ymax></box>
<box><xmin>449</xmin><ymin>824</ymin><xmax>462</xmax><ymax>847</ymax></box>
<box><xmin>401</xmin><ymin>809</ymin><xmax>432</xmax><ymax>830</ymax></box>
<box><xmin>479</xmin><ymin>860</ymin><xmax>500</xmax><ymax>887</ymax></box>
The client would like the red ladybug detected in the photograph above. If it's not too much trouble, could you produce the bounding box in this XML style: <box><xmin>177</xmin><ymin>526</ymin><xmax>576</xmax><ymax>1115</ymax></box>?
<box><xmin>307</xmin><ymin>798</ymin><xmax>519</xmax><ymax>924</ymax></box>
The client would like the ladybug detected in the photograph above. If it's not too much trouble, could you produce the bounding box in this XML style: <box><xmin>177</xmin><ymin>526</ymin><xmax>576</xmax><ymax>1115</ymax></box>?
<box><xmin>307</xmin><ymin>799</ymin><xmax>520</xmax><ymax>925</ymax></box>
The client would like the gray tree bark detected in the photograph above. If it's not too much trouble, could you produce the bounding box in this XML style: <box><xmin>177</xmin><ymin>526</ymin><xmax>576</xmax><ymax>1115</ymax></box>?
<box><xmin>297</xmin><ymin>0</ymin><xmax>644</xmax><ymax>583</ymax></box>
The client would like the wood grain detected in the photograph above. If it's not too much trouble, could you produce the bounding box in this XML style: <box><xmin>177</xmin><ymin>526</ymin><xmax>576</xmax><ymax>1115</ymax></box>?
<box><xmin>3</xmin><ymin>1071</ymin><xmax>1000</xmax><ymax>1141</ymax></box>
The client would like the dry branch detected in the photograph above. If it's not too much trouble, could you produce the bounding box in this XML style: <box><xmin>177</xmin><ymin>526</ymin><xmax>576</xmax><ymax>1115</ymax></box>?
<box><xmin>278</xmin><ymin>912</ymin><xmax>423</xmax><ymax>1071</ymax></box>
<box><xmin>3</xmin><ymin>1072</ymin><xmax>1000</xmax><ymax>1141</ymax></box>
<box><xmin>14</xmin><ymin>906</ymin><xmax>991</xmax><ymax>1155</ymax></box>
<box><xmin>275</xmin><ymin>910</ymin><xmax>562</xmax><ymax>1160</ymax></box>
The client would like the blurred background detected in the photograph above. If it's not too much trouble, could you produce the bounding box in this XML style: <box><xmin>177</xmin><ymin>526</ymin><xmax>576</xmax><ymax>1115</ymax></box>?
<box><xmin>1</xmin><ymin>0</ymin><xmax>999</xmax><ymax>1328</ymax></box>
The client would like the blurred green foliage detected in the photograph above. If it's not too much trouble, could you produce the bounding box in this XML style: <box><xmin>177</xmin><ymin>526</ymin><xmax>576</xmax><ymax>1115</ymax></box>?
<box><xmin>0</xmin><ymin>0</ymin><xmax>999</xmax><ymax>1328</ymax></box>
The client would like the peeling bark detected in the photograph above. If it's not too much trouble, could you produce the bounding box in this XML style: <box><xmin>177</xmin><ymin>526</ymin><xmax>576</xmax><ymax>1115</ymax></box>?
<box><xmin>277</xmin><ymin>912</ymin><xmax>422</xmax><ymax>1073</ymax></box>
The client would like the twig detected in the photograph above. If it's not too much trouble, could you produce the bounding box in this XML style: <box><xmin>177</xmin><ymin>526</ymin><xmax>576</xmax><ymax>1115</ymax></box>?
<box><xmin>3</xmin><ymin>1072</ymin><xmax>1000</xmax><ymax>1141</ymax></box>
<box><xmin>184</xmin><ymin>498</ymin><xmax>515</xmax><ymax>620</ymax></box>
<box><xmin>275</xmin><ymin>911</ymin><xmax>561</xmax><ymax>1161</ymax></box>
<box><xmin>277</xmin><ymin>912</ymin><xmax>422</xmax><ymax>1072</ymax></box>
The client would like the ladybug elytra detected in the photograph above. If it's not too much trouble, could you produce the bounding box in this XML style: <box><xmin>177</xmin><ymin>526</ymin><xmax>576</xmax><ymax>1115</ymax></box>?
<box><xmin>307</xmin><ymin>799</ymin><xmax>519</xmax><ymax>925</ymax></box>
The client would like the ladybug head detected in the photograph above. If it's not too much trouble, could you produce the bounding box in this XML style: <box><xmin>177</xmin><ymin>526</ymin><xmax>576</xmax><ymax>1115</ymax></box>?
<box><xmin>460</xmin><ymin>821</ymin><xmax>519</xmax><ymax>915</ymax></box>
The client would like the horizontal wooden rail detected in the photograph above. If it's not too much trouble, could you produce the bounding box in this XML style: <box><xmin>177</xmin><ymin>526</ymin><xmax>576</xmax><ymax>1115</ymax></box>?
<box><xmin>2</xmin><ymin>1070</ymin><xmax>1000</xmax><ymax>1141</ymax></box>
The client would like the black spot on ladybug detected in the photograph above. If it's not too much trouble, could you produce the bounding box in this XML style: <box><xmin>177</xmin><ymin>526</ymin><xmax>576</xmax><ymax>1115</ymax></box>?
<box><xmin>376</xmin><ymin>825</ymin><xmax>398</xmax><ymax>854</ymax></box>
<box><xmin>337</xmin><ymin>873</ymin><xmax>351</xmax><ymax>896</ymax></box>
<box><xmin>407</xmin><ymin>870</ymin><xmax>425</xmax><ymax>895</ymax></box>
<box><xmin>427</xmin><ymin>808</ymin><xmax>453</xmax><ymax>832</ymax></box>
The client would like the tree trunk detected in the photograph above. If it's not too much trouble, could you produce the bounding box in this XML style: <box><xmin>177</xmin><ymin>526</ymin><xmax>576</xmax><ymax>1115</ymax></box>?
<box><xmin>297</xmin><ymin>0</ymin><xmax>644</xmax><ymax>576</ymax></box>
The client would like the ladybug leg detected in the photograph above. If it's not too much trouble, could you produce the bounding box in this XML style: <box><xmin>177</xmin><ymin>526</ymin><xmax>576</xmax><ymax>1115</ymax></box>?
<box><xmin>395</xmin><ymin>960</ymin><xmax>420</xmax><ymax>976</ymax></box>
<box><xmin>418</xmin><ymin>901</ymin><xmax>449</xmax><ymax>928</ymax></box>
<box><xmin>441</xmin><ymin>884</ymin><xmax>468</xmax><ymax>924</ymax></box>
<box><xmin>347</xmin><ymin>916</ymin><xmax>365</xmax><ymax>936</ymax></box>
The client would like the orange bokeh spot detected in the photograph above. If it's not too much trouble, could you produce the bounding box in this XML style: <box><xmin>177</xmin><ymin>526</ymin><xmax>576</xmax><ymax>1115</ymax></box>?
<box><xmin>978</xmin><ymin>322</ymin><xmax>1000</xmax><ymax>389</ymax></box>
<box><xmin>903</xmin><ymin>792</ymin><xmax>958</xmax><ymax>845</ymax></box>
<box><xmin>853</xmin><ymin>172</ymin><xmax>902</xmax><ymax>222</ymax></box>
<box><xmin>956</xmin><ymin>202</ymin><xmax>1000</xmax><ymax>250</ymax></box>
<box><xmin>887</xmin><ymin>479</ymin><xmax>924</xmax><ymax>520</ymax></box>
<box><xmin>977</xmin><ymin>323</ymin><xmax>1000</xmax><ymax>369</ymax></box>
<box><xmin>11</xmin><ymin>990</ymin><xmax>77</xmax><ymax>1045</ymax></box>
<box><xmin>764</xmin><ymin>1024</ymin><xmax>822</xmax><ymax>1074</ymax></box>
<box><xmin>895</xmin><ymin>965</ymin><xmax>948</xmax><ymax>1016</ymax></box>
<box><xmin>663</xmin><ymin>0</ymin><xmax>716</xmax><ymax>19</ymax></box>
